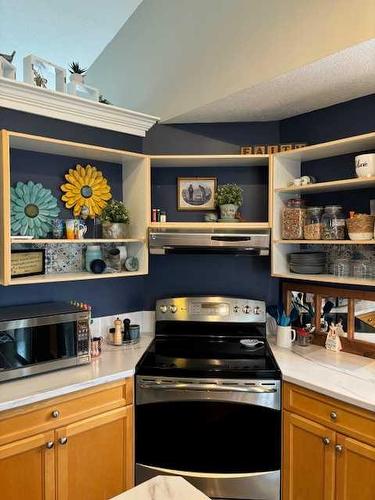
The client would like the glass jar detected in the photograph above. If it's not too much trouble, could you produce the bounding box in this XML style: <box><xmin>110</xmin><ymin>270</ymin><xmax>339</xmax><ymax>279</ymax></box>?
<box><xmin>303</xmin><ymin>207</ymin><xmax>323</xmax><ymax>240</ymax></box>
<box><xmin>333</xmin><ymin>258</ymin><xmax>351</xmax><ymax>278</ymax></box>
<box><xmin>321</xmin><ymin>206</ymin><xmax>346</xmax><ymax>240</ymax></box>
<box><xmin>281</xmin><ymin>199</ymin><xmax>306</xmax><ymax>240</ymax></box>
<box><xmin>352</xmin><ymin>259</ymin><xmax>372</xmax><ymax>279</ymax></box>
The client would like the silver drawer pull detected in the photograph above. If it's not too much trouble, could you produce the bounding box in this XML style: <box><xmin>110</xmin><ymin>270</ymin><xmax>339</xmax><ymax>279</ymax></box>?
<box><xmin>51</xmin><ymin>410</ymin><xmax>60</xmax><ymax>418</ymax></box>
<box><xmin>335</xmin><ymin>444</ymin><xmax>343</xmax><ymax>453</ymax></box>
<box><xmin>139</xmin><ymin>382</ymin><xmax>276</xmax><ymax>393</ymax></box>
<box><xmin>330</xmin><ymin>411</ymin><xmax>337</xmax><ymax>420</ymax></box>
<box><xmin>46</xmin><ymin>441</ymin><xmax>54</xmax><ymax>449</ymax></box>
<box><xmin>322</xmin><ymin>437</ymin><xmax>330</xmax><ymax>446</ymax></box>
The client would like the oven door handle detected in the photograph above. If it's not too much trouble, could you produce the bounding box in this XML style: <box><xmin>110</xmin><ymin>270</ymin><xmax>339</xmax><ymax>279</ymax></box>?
<box><xmin>138</xmin><ymin>382</ymin><xmax>277</xmax><ymax>393</ymax></box>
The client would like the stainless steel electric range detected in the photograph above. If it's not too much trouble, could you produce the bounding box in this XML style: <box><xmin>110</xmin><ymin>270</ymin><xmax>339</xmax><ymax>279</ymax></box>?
<box><xmin>135</xmin><ymin>296</ymin><xmax>281</xmax><ymax>500</ymax></box>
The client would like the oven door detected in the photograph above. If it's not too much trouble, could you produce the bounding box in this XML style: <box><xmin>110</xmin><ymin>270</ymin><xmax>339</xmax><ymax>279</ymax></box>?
<box><xmin>136</xmin><ymin>376</ymin><xmax>281</xmax><ymax>500</ymax></box>
<box><xmin>0</xmin><ymin>314</ymin><xmax>80</xmax><ymax>382</ymax></box>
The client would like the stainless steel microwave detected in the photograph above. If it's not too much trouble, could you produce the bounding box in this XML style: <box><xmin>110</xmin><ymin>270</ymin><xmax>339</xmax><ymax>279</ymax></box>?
<box><xmin>0</xmin><ymin>302</ymin><xmax>91</xmax><ymax>383</ymax></box>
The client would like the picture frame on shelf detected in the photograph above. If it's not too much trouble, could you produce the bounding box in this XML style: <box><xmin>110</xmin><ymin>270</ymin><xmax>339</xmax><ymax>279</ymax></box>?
<box><xmin>23</xmin><ymin>54</ymin><xmax>66</xmax><ymax>92</ymax></box>
<box><xmin>11</xmin><ymin>249</ymin><xmax>45</xmax><ymax>278</ymax></box>
<box><xmin>0</xmin><ymin>56</ymin><xmax>16</xmax><ymax>80</ymax></box>
<box><xmin>177</xmin><ymin>177</ymin><xmax>217</xmax><ymax>211</ymax></box>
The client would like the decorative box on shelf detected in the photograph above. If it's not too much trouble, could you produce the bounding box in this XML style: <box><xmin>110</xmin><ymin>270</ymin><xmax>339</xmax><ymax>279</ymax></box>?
<box><xmin>67</xmin><ymin>81</ymin><xmax>99</xmax><ymax>101</ymax></box>
<box><xmin>0</xmin><ymin>56</ymin><xmax>16</xmax><ymax>80</ymax></box>
<box><xmin>23</xmin><ymin>54</ymin><xmax>66</xmax><ymax>92</ymax></box>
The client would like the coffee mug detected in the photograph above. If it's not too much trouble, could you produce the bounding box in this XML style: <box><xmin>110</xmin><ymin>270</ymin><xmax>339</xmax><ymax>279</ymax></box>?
<box><xmin>76</xmin><ymin>221</ymin><xmax>87</xmax><ymax>239</ymax></box>
<box><xmin>65</xmin><ymin>219</ymin><xmax>75</xmax><ymax>240</ymax></box>
<box><xmin>355</xmin><ymin>154</ymin><xmax>375</xmax><ymax>178</ymax></box>
<box><xmin>276</xmin><ymin>325</ymin><xmax>296</xmax><ymax>349</ymax></box>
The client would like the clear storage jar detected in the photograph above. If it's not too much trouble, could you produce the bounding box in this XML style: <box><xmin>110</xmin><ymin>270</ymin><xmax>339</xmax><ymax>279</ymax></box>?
<box><xmin>281</xmin><ymin>199</ymin><xmax>306</xmax><ymax>240</ymax></box>
<box><xmin>333</xmin><ymin>258</ymin><xmax>351</xmax><ymax>278</ymax></box>
<box><xmin>321</xmin><ymin>206</ymin><xmax>346</xmax><ymax>240</ymax></box>
<box><xmin>303</xmin><ymin>207</ymin><xmax>323</xmax><ymax>240</ymax></box>
<box><xmin>352</xmin><ymin>259</ymin><xmax>372</xmax><ymax>279</ymax></box>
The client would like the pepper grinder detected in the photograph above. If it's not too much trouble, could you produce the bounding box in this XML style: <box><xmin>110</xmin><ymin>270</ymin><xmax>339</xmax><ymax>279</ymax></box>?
<box><xmin>113</xmin><ymin>317</ymin><xmax>123</xmax><ymax>345</ymax></box>
<box><xmin>123</xmin><ymin>318</ymin><xmax>131</xmax><ymax>341</ymax></box>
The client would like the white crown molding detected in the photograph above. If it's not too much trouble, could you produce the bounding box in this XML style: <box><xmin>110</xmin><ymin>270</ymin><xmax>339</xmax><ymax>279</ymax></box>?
<box><xmin>0</xmin><ymin>78</ymin><xmax>159</xmax><ymax>137</ymax></box>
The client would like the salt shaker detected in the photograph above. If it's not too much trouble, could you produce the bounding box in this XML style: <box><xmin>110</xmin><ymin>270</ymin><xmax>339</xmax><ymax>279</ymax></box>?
<box><xmin>113</xmin><ymin>317</ymin><xmax>123</xmax><ymax>345</ymax></box>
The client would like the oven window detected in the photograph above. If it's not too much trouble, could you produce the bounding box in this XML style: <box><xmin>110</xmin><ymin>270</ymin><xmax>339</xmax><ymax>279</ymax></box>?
<box><xmin>136</xmin><ymin>401</ymin><xmax>280</xmax><ymax>473</ymax></box>
<box><xmin>0</xmin><ymin>322</ymin><xmax>77</xmax><ymax>371</ymax></box>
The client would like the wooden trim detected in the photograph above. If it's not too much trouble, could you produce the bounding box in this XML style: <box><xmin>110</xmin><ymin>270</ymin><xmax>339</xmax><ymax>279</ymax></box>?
<box><xmin>0</xmin><ymin>130</ymin><xmax>11</xmax><ymax>285</ymax></box>
<box><xmin>275</xmin><ymin>175</ymin><xmax>375</xmax><ymax>194</ymax></box>
<box><xmin>149</xmin><ymin>221</ymin><xmax>270</xmax><ymax>229</ymax></box>
<box><xmin>268</xmin><ymin>155</ymin><xmax>273</xmax><ymax>228</ymax></box>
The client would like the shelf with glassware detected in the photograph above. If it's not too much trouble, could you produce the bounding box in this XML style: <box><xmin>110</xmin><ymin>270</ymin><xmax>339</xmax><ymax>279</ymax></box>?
<box><xmin>0</xmin><ymin>129</ymin><xmax>150</xmax><ymax>285</ymax></box>
<box><xmin>272</xmin><ymin>131</ymin><xmax>375</xmax><ymax>287</ymax></box>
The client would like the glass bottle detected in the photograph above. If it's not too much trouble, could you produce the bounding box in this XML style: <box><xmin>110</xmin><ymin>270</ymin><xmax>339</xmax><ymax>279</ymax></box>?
<box><xmin>303</xmin><ymin>207</ymin><xmax>323</xmax><ymax>240</ymax></box>
<box><xmin>321</xmin><ymin>206</ymin><xmax>346</xmax><ymax>240</ymax></box>
<box><xmin>281</xmin><ymin>199</ymin><xmax>306</xmax><ymax>240</ymax></box>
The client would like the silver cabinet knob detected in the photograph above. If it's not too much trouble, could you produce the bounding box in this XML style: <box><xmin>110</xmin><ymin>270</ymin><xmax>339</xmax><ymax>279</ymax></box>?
<box><xmin>169</xmin><ymin>305</ymin><xmax>177</xmax><ymax>313</ymax></box>
<box><xmin>59</xmin><ymin>437</ymin><xmax>68</xmax><ymax>445</ymax></box>
<box><xmin>46</xmin><ymin>441</ymin><xmax>54</xmax><ymax>449</ymax></box>
<box><xmin>330</xmin><ymin>411</ymin><xmax>337</xmax><ymax>420</ymax></box>
<box><xmin>159</xmin><ymin>305</ymin><xmax>168</xmax><ymax>313</ymax></box>
<box><xmin>51</xmin><ymin>410</ymin><xmax>60</xmax><ymax>418</ymax></box>
<box><xmin>322</xmin><ymin>437</ymin><xmax>330</xmax><ymax>446</ymax></box>
<box><xmin>335</xmin><ymin>444</ymin><xmax>343</xmax><ymax>453</ymax></box>
<box><xmin>254</xmin><ymin>306</ymin><xmax>261</xmax><ymax>315</ymax></box>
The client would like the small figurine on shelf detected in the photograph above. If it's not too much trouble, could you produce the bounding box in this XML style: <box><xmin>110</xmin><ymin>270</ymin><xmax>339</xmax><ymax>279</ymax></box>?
<box><xmin>325</xmin><ymin>322</ymin><xmax>342</xmax><ymax>352</ymax></box>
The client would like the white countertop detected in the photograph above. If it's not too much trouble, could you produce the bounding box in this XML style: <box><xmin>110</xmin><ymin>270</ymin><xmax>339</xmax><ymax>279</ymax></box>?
<box><xmin>0</xmin><ymin>333</ymin><xmax>153</xmax><ymax>413</ymax></box>
<box><xmin>269</xmin><ymin>339</ymin><xmax>375</xmax><ymax>412</ymax></box>
<box><xmin>111</xmin><ymin>476</ymin><xmax>209</xmax><ymax>500</ymax></box>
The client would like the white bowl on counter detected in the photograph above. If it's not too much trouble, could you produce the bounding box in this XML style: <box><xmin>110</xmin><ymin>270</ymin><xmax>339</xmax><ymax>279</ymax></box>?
<box><xmin>355</xmin><ymin>154</ymin><xmax>375</xmax><ymax>177</ymax></box>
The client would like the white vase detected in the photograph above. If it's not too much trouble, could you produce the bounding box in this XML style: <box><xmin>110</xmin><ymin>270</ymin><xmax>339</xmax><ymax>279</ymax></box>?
<box><xmin>219</xmin><ymin>204</ymin><xmax>239</xmax><ymax>220</ymax></box>
<box><xmin>70</xmin><ymin>73</ymin><xmax>85</xmax><ymax>84</ymax></box>
<box><xmin>102</xmin><ymin>222</ymin><xmax>128</xmax><ymax>239</ymax></box>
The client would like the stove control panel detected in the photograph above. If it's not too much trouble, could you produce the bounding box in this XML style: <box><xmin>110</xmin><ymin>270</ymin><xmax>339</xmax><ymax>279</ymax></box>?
<box><xmin>156</xmin><ymin>296</ymin><xmax>266</xmax><ymax>323</ymax></box>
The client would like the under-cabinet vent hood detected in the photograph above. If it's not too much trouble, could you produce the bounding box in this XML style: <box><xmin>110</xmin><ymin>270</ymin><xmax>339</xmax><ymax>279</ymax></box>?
<box><xmin>149</xmin><ymin>229</ymin><xmax>270</xmax><ymax>256</ymax></box>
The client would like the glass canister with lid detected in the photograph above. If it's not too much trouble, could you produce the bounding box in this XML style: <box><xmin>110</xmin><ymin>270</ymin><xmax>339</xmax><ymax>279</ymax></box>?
<box><xmin>303</xmin><ymin>206</ymin><xmax>323</xmax><ymax>240</ymax></box>
<box><xmin>281</xmin><ymin>198</ymin><xmax>306</xmax><ymax>240</ymax></box>
<box><xmin>321</xmin><ymin>205</ymin><xmax>346</xmax><ymax>240</ymax></box>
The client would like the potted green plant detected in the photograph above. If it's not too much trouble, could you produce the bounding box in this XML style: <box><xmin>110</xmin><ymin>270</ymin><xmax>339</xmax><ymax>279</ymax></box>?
<box><xmin>215</xmin><ymin>184</ymin><xmax>243</xmax><ymax>220</ymax></box>
<box><xmin>100</xmin><ymin>200</ymin><xmax>130</xmax><ymax>239</ymax></box>
<box><xmin>69</xmin><ymin>61</ymin><xmax>87</xmax><ymax>84</ymax></box>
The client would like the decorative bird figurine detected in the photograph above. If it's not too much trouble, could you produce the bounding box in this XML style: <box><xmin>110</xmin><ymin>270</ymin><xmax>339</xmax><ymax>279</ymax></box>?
<box><xmin>0</xmin><ymin>50</ymin><xmax>15</xmax><ymax>63</ymax></box>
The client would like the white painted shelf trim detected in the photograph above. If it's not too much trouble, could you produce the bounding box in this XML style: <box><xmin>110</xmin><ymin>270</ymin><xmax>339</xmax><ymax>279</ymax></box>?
<box><xmin>0</xmin><ymin>78</ymin><xmax>159</xmax><ymax>137</ymax></box>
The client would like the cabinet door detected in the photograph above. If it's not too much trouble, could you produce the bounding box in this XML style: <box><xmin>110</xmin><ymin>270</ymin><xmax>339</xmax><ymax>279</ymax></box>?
<box><xmin>56</xmin><ymin>406</ymin><xmax>133</xmax><ymax>500</ymax></box>
<box><xmin>283</xmin><ymin>411</ymin><xmax>335</xmax><ymax>500</ymax></box>
<box><xmin>336</xmin><ymin>434</ymin><xmax>375</xmax><ymax>500</ymax></box>
<box><xmin>0</xmin><ymin>431</ymin><xmax>55</xmax><ymax>500</ymax></box>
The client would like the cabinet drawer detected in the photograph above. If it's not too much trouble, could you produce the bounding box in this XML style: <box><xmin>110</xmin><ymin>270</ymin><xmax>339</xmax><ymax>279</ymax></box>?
<box><xmin>283</xmin><ymin>382</ymin><xmax>375</xmax><ymax>446</ymax></box>
<box><xmin>0</xmin><ymin>378</ymin><xmax>133</xmax><ymax>445</ymax></box>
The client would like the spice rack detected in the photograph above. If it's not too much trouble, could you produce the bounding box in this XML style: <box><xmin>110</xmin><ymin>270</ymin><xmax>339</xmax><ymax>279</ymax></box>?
<box><xmin>272</xmin><ymin>131</ymin><xmax>375</xmax><ymax>287</ymax></box>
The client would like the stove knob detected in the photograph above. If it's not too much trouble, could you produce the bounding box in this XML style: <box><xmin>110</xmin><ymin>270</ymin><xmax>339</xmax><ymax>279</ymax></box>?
<box><xmin>233</xmin><ymin>305</ymin><xmax>240</xmax><ymax>313</ymax></box>
<box><xmin>169</xmin><ymin>304</ymin><xmax>177</xmax><ymax>313</ymax></box>
<box><xmin>159</xmin><ymin>305</ymin><xmax>168</xmax><ymax>313</ymax></box>
<box><xmin>243</xmin><ymin>305</ymin><xmax>251</xmax><ymax>314</ymax></box>
<box><xmin>254</xmin><ymin>306</ymin><xmax>261</xmax><ymax>315</ymax></box>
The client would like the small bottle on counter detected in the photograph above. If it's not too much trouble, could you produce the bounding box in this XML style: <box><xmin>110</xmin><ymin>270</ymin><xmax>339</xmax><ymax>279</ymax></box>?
<box><xmin>113</xmin><ymin>317</ymin><xmax>123</xmax><ymax>345</ymax></box>
<box><xmin>160</xmin><ymin>211</ymin><xmax>167</xmax><ymax>223</ymax></box>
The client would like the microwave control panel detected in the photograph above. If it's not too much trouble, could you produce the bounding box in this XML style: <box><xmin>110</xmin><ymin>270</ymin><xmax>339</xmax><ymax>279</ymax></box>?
<box><xmin>77</xmin><ymin>319</ymin><xmax>90</xmax><ymax>355</ymax></box>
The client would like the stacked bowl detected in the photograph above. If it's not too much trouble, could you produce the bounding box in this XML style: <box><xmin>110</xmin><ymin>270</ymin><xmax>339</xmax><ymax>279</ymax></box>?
<box><xmin>289</xmin><ymin>252</ymin><xmax>326</xmax><ymax>274</ymax></box>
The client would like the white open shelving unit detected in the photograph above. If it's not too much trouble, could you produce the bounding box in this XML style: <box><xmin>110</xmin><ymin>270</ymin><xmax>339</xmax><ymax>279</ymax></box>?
<box><xmin>1</xmin><ymin>130</ymin><xmax>150</xmax><ymax>285</ymax></box>
<box><xmin>272</xmin><ymin>131</ymin><xmax>375</xmax><ymax>287</ymax></box>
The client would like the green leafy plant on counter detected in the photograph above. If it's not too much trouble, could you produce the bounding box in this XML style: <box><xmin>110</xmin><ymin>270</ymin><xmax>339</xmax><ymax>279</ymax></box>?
<box><xmin>215</xmin><ymin>184</ymin><xmax>243</xmax><ymax>206</ymax></box>
<box><xmin>100</xmin><ymin>200</ymin><xmax>130</xmax><ymax>224</ymax></box>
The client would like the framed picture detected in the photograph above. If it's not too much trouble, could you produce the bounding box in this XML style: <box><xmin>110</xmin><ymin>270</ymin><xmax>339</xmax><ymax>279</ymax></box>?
<box><xmin>11</xmin><ymin>249</ymin><xmax>45</xmax><ymax>278</ymax></box>
<box><xmin>177</xmin><ymin>177</ymin><xmax>217</xmax><ymax>210</ymax></box>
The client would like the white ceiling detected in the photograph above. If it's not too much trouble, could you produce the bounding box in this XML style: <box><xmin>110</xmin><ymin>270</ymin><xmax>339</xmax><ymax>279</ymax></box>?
<box><xmin>167</xmin><ymin>40</ymin><xmax>375</xmax><ymax>123</ymax></box>
<box><xmin>0</xmin><ymin>0</ymin><xmax>143</xmax><ymax>78</ymax></box>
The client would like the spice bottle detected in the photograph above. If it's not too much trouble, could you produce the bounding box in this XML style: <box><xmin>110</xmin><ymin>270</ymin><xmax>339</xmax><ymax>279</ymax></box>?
<box><xmin>113</xmin><ymin>317</ymin><xmax>123</xmax><ymax>345</ymax></box>
<box><xmin>321</xmin><ymin>206</ymin><xmax>346</xmax><ymax>240</ymax></box>
<box><xmin>304</xmin><ymin>207</ymin><xmax>323</xmax><ymax>240</ymax></box>
<box><xmin>281</xmin><ymin>199</ymin><xmax>306</xmax><ymax>240</ymax></box>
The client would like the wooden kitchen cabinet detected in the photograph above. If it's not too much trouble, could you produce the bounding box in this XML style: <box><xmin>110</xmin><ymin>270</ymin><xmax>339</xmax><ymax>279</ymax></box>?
<box><xmin>283</xmin><ymin>382</ymin><xmax>375</xmax><ymax>500</ymax></box>
<box><xmin>0</xmin><ymin>379</ymin><xmax>134</xmax><ymax>500</ymax></box>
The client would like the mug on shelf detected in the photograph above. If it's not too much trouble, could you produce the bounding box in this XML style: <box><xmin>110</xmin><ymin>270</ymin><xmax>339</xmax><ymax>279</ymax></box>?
<box><xmin>65</xmin><ymin>219</ymin><xmax>76</xmax><ymax>240</ymax></box>
<box><xmin>276</xmin><ymin>325</ymin><xmax>296</xmax><ymax>349</ymax></box>
<box><xmin>355</xmin><ymin>154</ymin><xmax>375</xmax><ymax>178</ymax></box>
<box><xmin>74</xmin><ymin>219</ymin><xmax>88</xmax><ymax>239</ymax></box>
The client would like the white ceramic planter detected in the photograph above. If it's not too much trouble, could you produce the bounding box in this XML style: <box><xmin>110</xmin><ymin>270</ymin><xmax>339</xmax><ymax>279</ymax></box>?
<box><xmin>70</xmin><ymin>73</ymin><xmax>85</xmax><ymax>84</ymax></box>
<box><xmin>355</xmin><ymin>154</ymin><xmax>375</xmax><ymax>177</ymax></box>
<box><xmin>102</xmin><ymin>222</ymin><xmax>129</xmax><ymax>239</ymax></box>
<box><xmin>219</xmin><ymin>204</ymin><xmax>239</xmax><ymax>220</ymax></box>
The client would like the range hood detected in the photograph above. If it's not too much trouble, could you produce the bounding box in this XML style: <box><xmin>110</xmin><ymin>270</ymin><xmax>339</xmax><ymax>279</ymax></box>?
<box><xmin>149</xmin><ymin>228</ymin><xmax>270</xmax><ymax>255</ymax></box>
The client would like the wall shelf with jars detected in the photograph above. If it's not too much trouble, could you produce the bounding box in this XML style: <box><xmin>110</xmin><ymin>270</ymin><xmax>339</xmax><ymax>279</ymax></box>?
<box><xmin>272</xmin><ymin>131</ymin><xmax>375</xmax><ymax>287</ymax></box>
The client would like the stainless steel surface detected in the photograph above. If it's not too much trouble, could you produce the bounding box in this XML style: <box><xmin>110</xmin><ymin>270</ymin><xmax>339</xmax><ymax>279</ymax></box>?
<box><xmin>330</xmin><ymin>411</ymin><xmax>337</xmax><ymax>420</ymax></box>
<box><xmin>0</xmin><ymin>311</ymin><xmax>88</xmax><ymax>332</ymax></box>
<box><xmin>155</xmin><ymin>296</ymin><xmax>266</xmax><ymax>323</ymax></box>
<box><xmin>137</xmin><ymin>376</ymin><xmax>280</xmax><ymax>411</ymax></box>
<box><xmin>322</xmin><ymin>437</ymin><xmax>331</xmax><ymax>446</ymax></box>
<box><xmin>136</xmin><ymin>463</ymin><xmax>280</xmax><ymax>500</ymax></box>
<box><xmin>59</xmin><ymin>437</ymin><xmax>68</xmax><ymax>445</ymax></box>
<box><xmin>46</xmin><ymin>441</ymin><xmax>54</xmax><ymax>449</ymax></box>
<box><xmin>335</xmin><ymin>444</ymin><xmax>343</xmax><ymax>453</ymax></box>
<box><xmin>51</xmin><ymin>410</ymin><xmax>60</xmax><ymax>418</ymax></box>
<box><xmin>149</xmin><ymin>230</ymin><xmax>270</xmax><ymax>255</ymax></box>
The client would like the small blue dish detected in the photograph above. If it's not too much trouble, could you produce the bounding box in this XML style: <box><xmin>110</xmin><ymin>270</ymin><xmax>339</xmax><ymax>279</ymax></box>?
<box><xmin>90</xmin><ymin>259</ymin><xmax>106</xmax><ymax>274</ymax></box>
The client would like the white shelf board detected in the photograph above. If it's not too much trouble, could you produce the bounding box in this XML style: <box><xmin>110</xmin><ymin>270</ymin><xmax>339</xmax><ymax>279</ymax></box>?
<box><xmin>0</xmin><ymin>78</ymin><xmax>158</xmax><ymax>137</ymax></box>
<box><xmin>272</xmin><ymin>272</ymin><xmax>375</xmax><ymax>287</ymax></box>
<box><xmin>275</xmin><ymin>176</ymin><xmax>375</xmax><ymax>194</ymax></box>
<box><xmin>274</xmin><ymin>131</ymin><xmax>375</xmax><ymax>162</ymax></box>
<box><xmin>8</xmin><ymin>131</ymin><xmax>144</xmax><ymax>164</ymax></box>
<box><xmin>151</xmin><ymin>154</ymin><xmax>269</xmax><ymax>168</ymax></box>
<box><xmin>149</xmin><ymin>221</ymin><xmax>270</xmax><ymax>230</ymax></box>
<box><xmin>9</xmin><ymin>270</ymin><xmax>146</xmax><ymax>285</ymax></box>
<box><xmin>274</xmin><ymin>239</ymin><xmax>375</xmax><ymax>245</ymax></box>
<box><xmin>11</xmin><ymin>238</ymin><xmax>144</xmax><ymax>244</ymax></box>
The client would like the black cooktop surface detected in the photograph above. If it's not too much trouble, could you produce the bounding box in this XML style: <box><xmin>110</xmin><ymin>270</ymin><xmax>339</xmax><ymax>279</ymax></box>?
<box><xmin>136</xmin><ymin>336</ymin><xmax>281</xmax><ymax>379</ymax></box>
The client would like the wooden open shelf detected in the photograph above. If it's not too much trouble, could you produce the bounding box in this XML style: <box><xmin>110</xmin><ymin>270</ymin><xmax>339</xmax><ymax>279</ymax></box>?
<box><xmin>273</xmin><ymin>272</ymin><xmax>375</xmax><ymax>287</ymax></box>
<box><xmin>10</xmin><ymin>270</ymin><xmax>145</xmax><ymax>286</ymax></box>
<box><xmin>149</xmin><ymin>221</ymin><xmax>270</xmax><ymax>230</ymax></box>
<box><xmin>11</xmin><ymin>238</ymin><xmax>145</xmax><ymax>245</ymax></box>
<box><xmin>273</xmin><ymin>239</ymin><xmax>375</xmax><ymax>245</ymax></box>
<box><xmin>275</xmin><ymin>176</ymin><xmax>375</xmax><ymax>194</ymax></box>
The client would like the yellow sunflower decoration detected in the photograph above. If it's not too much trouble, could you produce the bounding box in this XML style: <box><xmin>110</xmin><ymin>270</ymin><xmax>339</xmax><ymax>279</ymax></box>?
<box><xmin>60</xmin><ymin>164</ymin><xmax>112</xmax><ymax>217</ymax></box>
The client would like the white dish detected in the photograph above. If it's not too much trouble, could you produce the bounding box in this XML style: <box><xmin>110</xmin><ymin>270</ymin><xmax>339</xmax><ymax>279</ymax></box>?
<box><xmin>355</xmin><ymin>153</ymin><xmax>375</xmax><ymax>178</ymax></box>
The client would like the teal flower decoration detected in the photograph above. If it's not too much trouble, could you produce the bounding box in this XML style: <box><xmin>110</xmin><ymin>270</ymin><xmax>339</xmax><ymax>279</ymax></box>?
<box><xmin>11</xmin><ymin>181</ymin><xmax>60</xmax><ymax>238</ymax></box>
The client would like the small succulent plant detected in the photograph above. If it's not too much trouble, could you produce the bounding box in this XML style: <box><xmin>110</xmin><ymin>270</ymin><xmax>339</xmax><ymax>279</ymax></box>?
<box><xmin>99</xmin><ymin>94</ymin><xmax>112</xmax><ymax>105</ymax></box>
<box><xmin>215</xmin><ymin>184</ymin><xmax>243</xmax><ymax>207</ymax></box>
<box><xmin>69</xmin><ymin>61</ymin><xmax>87</xmax><ymax>75</ymax></box>
<box><xmin>100</xmin><ymin>200</ymin><xmax>130</xmax><ymax>224</ymax></box>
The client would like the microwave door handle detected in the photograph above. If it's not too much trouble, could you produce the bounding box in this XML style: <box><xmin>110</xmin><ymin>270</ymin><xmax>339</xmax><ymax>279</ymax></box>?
<box><xmin>139</xmin><ymin>382</ymin><xmax>276</xmax><ymax>393</ymax></box>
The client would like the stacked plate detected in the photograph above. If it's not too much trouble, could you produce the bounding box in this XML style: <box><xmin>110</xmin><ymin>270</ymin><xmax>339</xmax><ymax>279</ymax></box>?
<box><xmin>289</xmin><ymin>252</ymin><xmax>326</xmax><ymax>274</ymax></box>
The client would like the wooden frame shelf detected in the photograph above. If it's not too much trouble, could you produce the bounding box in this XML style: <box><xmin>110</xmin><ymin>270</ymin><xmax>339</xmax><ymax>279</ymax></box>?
<box><xmin>274</xmin><ymin>272</ymin><xmax>375</xmax><ymax>287</ymax></box>
<box><xmin>273</xmin><ymin>239</ymin><xmax>375</xmax><ymax>245</ymax></box>
<box><xmin>11</xmin><ymin>238</ymin><xmax>145</xmax><ymax>245</ymax></box>
<box><xmin>149</xmin><ymin>221</ymin><xmax>270</xmax><ymax>230</ymax></box>
<box><xmin>150</xmin><ymin>154</ymin><xmax>269</xmax><ymax>168</ymax></box>
<box><xmin>275</xmin><ymin>176</ymin><xmax>375</xmax><ymax>194</ymax></box>
<box><xmin>10</xmin><ymin>271</ymin><xmax>145</xmax><ymax>286</ymax></box>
